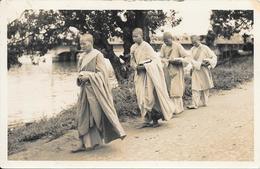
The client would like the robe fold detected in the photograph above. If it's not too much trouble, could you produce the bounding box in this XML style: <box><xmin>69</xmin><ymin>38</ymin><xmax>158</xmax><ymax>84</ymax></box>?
<box><xmin>190</xmin><ymin>44</ymin><xmax>218</xmax><ymax>91</ymax></box>
<box><xmin>130</xmin><ymin>41</ymin><xmax>175</xmax><ymax>121</ymax></box>
<box><xmin>160</xmin><ymin>42</ymin><xmax>190</xmax><ymax>97</ymax></box>
<box><xmin>77</xmin><ymin>49</ymin><xmax>126</xmax><ymax>147</ymax></box>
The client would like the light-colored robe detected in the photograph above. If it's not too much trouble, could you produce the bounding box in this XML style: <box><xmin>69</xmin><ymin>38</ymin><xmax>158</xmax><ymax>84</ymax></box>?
<box><xmin>104</xmin><ymin>58</ymin><xmax>118</xmax><ymax>89</ymax></box>
<box><xmin>130</xmin><ymin>41</ymin><xmax>175</xmax><ymax>120</ymax></box>
<box><xmin>77</xmin><ymin>49</ymin><xmax>126</xmax><ymax>147</ymax></box>
<box><xmin>190</xmin><ymin>44</ymin><xmax>217</xmax><ymax>91</ymax></box>
<box><xmin>160</xmin><ymin>42</ymin><xmax>190</xmax><ymax>97</ymax></box>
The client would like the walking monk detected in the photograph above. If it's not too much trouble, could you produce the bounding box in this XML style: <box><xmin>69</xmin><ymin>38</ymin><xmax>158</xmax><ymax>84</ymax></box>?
<box><xmin>160</xmin><ymin>32</ymin><xmax>190</xmax><ymax>114</ymax></box>
<box><xmin>130</xmin><ymin>28</ymin><xmax>175</xmax><ymax>128</ymax></box>
<box><xmin>72</xmin><ymin>34</ymin><xmax>126</xmax><ymax>153</ymax></box>
<box><xmin>187</xmin><ymin>35</ymin><xmax>217</xmax><ymax>109</ymax></box>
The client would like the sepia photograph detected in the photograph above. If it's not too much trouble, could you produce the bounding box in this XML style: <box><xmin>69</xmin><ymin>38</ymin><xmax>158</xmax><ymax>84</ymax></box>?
<box><xmin>0</xmin><ymin>0</ymin><xmax>259</xmax><ymax>168</ymax></box>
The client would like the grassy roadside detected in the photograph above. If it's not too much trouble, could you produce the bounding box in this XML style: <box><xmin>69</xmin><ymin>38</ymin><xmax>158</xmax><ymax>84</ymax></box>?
<box><xmin>8</xmin><ymin>56</ymin><xmax>253</xmax><ymax>155</ymax></box>
<box><xmin>183</xmin><ymin>56</ymin><xmax>253</xmax><ymax>103</ymax></box>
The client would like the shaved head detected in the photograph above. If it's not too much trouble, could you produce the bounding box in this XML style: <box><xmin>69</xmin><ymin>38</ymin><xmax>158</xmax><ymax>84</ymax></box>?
<box><xmin>79</xmin><ymin>33</ymin><xmax>94</xmax><ymax>52</ymax></box>
<box><xmin>132</xmin><ymin>28</ymin><xmax>143</xmax><ymax>37</ymax></box>
<box><xmin>80</xmin><ymin>33</ymin><xmax>94</xmax><ymax>44</ymax></box>
<box><xmin>163</xmin><ymin>32</ymin><xmax>173</xmax><ymax>46</ymax></box>
<box><xmin>132</xmin><ymin>28</ymin><xmax>144</xmax><ymax>44</ymax></box>
<box><xmin>191</xmin><ymin>35</ymin><xmax>200</xmax><ymax>41</ymax></box>
<box><xmin>163</xmin><ymin>32</ymin><xmax>173</xmax><ymax>40</ymax></box>
<box><xmin>191</xmin><ymin>35</ymin><xmax>201</xmax><ymax>47</ymax></box>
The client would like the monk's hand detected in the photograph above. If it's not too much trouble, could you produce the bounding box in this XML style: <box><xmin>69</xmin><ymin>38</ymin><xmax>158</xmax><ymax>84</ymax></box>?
<box><xmin>136</xmin><ymin>64</ymin><xmax>146</xmax><ymax>74</ymax></box>
<box><xmin>136</xmin><ymin>64</ymin><xmax>145</xmax><ymax>71</ymax></box>
<box><xmin>78</xmin><ymin>72</ymin><xmax>91</xmax><ymax>83</ymax></box>
<box><xmin>77</xmin><ymin>76</ymin><xmax>83</xmax><ymax>86</ymax></box>
<box><xmin>170</xmin><ymin>59</ymin><xmax>182</xmax><ymax>65</ymax></box>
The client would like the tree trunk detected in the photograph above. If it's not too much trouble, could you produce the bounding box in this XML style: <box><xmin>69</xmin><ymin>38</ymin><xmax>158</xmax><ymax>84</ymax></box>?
<box><xmin>105</xmin><ymin>10</ymin><xmax>153</xmax><ymax>82</ymax></box>
<box><xmin>120</xmin><ymin>10</ymin><xmax>151</xmax><ymax>62</ymax></box>
<box><xmin>134</xmin><ymin>10</ymin><xmax>150</xmax><ymax>43</ymax></box>
<box><xmin>95</xmin><ymin>35</ymin><xmax>128</xmax><ymax>82</ymax></box>
<box><xmin>122</xmin><ymin>27</ymin><xmax>133</xmax><ymax>56</ymax></box>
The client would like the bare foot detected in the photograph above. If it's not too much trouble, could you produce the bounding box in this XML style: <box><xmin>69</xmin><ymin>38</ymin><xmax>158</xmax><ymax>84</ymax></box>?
<box><xmin>152</xmin><ymin>121</ymin><xmax>161</xmax><ymax>128</ymax></box>
<box><xmin>138</xmin><ymin>122</ymin><xmax>153</xmax><ymax>129</ymax></box>
<box><xmin>120</xmin><ymin>135</ymin><xmax>127</xmax><ymax>140</ymax></box>
<box><xmin>71</xmin><ymin>146</ymin><xmax>86</xmax><ymax>153</ymax></box>
<box><xmin>187</xmin><ymin>105</ymin><xmax>198</xmax><ymax>109</ymax></box>
<box><xmin>153</xmin><ymin>123</ymin><xmax>161</xmax><ymax>128</ymax></box>
<box><xmin>85</xmin><ymin>144</ymin><xmax>100</xmax><ymax>152</ymax></box>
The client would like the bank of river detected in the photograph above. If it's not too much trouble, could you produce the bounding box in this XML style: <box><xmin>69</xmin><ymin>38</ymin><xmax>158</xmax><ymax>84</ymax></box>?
<box><xmin>9</xmin><ymin>81</ymin><xmax>254</xmax><ymax>161</ymax></box>
<box><xmin>8</xmin><ymin>61</ymin><xmax>79</xmax><ymax>126</ymax></box>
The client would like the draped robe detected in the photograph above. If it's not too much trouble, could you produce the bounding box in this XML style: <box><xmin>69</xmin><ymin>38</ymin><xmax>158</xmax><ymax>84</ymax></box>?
<box><xmin>190</xmin><ymin>44</ymin><xmax>218</xmax><ymax>91</ymax></box>
<box><xmin>160</xmin><ymin>42</ymin><xmax>190</xmax><ymax>97</ymax></box>
<box><xmin>130</xmin><ymin>41</ymin><xmax>175</xmax><ymax>120</ymax></box>
<box><xmin>77</xmin><ymin>49</ymin><xmax>126</xmax><ymax>147</ymax></box>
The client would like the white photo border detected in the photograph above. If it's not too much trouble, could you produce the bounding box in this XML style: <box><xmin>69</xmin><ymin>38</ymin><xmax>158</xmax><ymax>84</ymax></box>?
<box><xmin>0</xmin><ymin>0</ymin><xmax>259</xmax><ymax>168</ymax></box>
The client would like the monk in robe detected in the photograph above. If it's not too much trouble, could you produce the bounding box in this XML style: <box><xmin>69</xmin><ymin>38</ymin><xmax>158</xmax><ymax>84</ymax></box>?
<box><xmin>160</xmin><ymin>32</ymin><xmax>190</xmax><ymax>114</ymax></box>
<box><xmin>71</xmin><ymin>34</ymin><xmax>126</xmax><ymax>153</ymax></box>
<box><xmin>187</xmin><ymin>35</ymin><xmax>217</xmax><ymax>109</ymax></box>
<box><xmin>130</xmin><ymin>28</ymin><xmax>175</xmax><ymax>128</ymax></box>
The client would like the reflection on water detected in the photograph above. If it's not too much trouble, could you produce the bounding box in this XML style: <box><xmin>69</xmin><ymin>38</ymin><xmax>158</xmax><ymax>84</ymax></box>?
<box><xmin>8</xmin><ymin>61</ymin><xmax>79</xmax><ymax>126</ymax></box>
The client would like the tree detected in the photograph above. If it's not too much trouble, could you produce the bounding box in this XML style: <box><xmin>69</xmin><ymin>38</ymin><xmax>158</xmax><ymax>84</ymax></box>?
<box><xmin>59</xmin><ymin>10</ymin><xmax>181</xmax><ymax>80</ymax></box>
<box><xmin>115</xmin><ymin>10</ymin><xmax>181</xmax><ymax>55</ymax></box>
<box><xmin>205</xmin><ymin>30</ymin><xmax>217</xmax><ymax>48</ymax></box>
<box><xmin>206</xmin><ymin>10</ymin><xmax>253</xmax><ymax>47</ymax></box>
<box><xmin>7</xmin><ymin>10</ymin><xmax>70</xmax><ymax>69</ymax></box>
<box><xmin>8</xmin><ymin>10</ymin><xmax>182</xmax><ymax>81</ymax></box>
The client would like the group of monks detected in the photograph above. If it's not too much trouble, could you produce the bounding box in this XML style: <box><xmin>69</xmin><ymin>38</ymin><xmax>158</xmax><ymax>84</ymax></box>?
<box><xmin>71</xmin><ymin>28</ymin><xmax>217</xmax><ymax>153</ymax></box>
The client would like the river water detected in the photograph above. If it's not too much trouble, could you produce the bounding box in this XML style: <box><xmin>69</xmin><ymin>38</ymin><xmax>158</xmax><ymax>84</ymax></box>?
<box><xmin>8</xmin><ymin>61</ymin><xmax>79</xmax><ymax>126</ymax></box>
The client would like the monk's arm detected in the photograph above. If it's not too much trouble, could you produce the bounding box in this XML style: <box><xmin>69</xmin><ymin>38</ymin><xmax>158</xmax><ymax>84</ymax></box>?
<box><xmin>178</xmin><ymin>44</ymin><xmax>191</xmax><ymax>66</ymax></box>
<box><xmin>160</xmin><ymin>45</ymin><xmax>169</xmax><ymax>65</ymax></box>
<box><xmin>96</xmin><ymin>53</ymin><xmax>113</xmax><ymax>90</ymax></box>
<box><xmin>145</xmin><ymin>44</ymin><xmax>157</xmax><ymax>60</ymax></box>
<box><xmin>76</xmin><ymin>77</ymin><xmax>82</xmax><ymax>86</ymax></box>
<box><xmin>189</xmin><ymin>47</ymin><xmax>204</xmax><ymax>70</ymax></box>
<box><xmin>95</xmin><ymin>53</ymin><xmax>109</xmax><ymax>78</ymax></box>
<box><xmin>178</xmin><ymin>44</ymin><xmax>190</xmax><ymax>58</ymax></box>
<box><xmin>205</xmin><ymin>46</ymin><xmax>218</xmax><ymax>68</ymax></box>
<box><xmin>77</xmin><ymin>54</ymin><xmax>83</xmax><ymax>72</ymax></box>
<box><xmin>76</xmin><ymin>54</ymin><xmax>83</xmax><ymax>86</ymax></box>
<box><xmin>130</xmin><ymin>46</ymin><xmax>138</xmax><ymax>70</ymax></box>
<box><xmin>78</xmin><ymin>53</ymin><xmax>108</xmax><ymax>84</ymax></box>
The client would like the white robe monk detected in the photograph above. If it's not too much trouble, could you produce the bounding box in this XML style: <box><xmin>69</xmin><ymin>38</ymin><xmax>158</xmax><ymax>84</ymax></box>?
<box><xmin>130</xmin><ymin>28</ymin><xmax>175</xmax><ymax>128</ymax></box>
<box><xmin>187</xmin><ymin>35</ymin><xmax>217</xmax><ymax>109</ymax></box>
<box><xmin>160</xmin><ymin>32</ymin><xmax>190</xmax><ymax>114</ymax></box>
<box><xmin>72</xmin><ymin>34</ymin><xmax>126</xmax><ymax>153</ymax></box>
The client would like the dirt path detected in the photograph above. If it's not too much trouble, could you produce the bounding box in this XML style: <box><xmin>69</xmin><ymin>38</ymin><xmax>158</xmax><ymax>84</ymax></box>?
<box><xmin>9</xmin><ymin>82</ymin><xmax>254</xmax><ymax>161</ymax></box>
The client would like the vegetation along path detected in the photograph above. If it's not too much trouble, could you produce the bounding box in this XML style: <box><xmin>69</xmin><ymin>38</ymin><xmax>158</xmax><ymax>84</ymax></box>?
<box><xmin>9</xmin><ymin>81</ymin><xmax>253</xmax><ymax>161</ymax></box>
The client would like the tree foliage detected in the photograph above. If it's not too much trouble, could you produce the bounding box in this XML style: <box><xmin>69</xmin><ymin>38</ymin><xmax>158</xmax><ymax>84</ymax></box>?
<box><xmin>206</xmin><ymin>10</ymin><xmax>253</xmax><ymax>47</ymax></box>
<box><xmin>8</xmin><ymin>10</ymin><xmax>71</xmax><ymax>68</ymax></box>
<box><xmin>210</xmin><ymin>10</ymin><xmax>253</xmax><ymax>38</ymax></box>
<box><xmin>8</xmin><ymin>10</ymin><xmax>181</xmax><ymax>80</ymax></box>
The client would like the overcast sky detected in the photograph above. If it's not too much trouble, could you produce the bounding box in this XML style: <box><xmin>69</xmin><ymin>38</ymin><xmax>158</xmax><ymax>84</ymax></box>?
<box><xmin>156</xmin><ymin>9</ymin><xmax>212</xmax><ymax>36</ymax></box>
<box><xmin>157</xmin><ymin>0</ymin><xmax>253</xmax><ymax>36</ymax></box>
